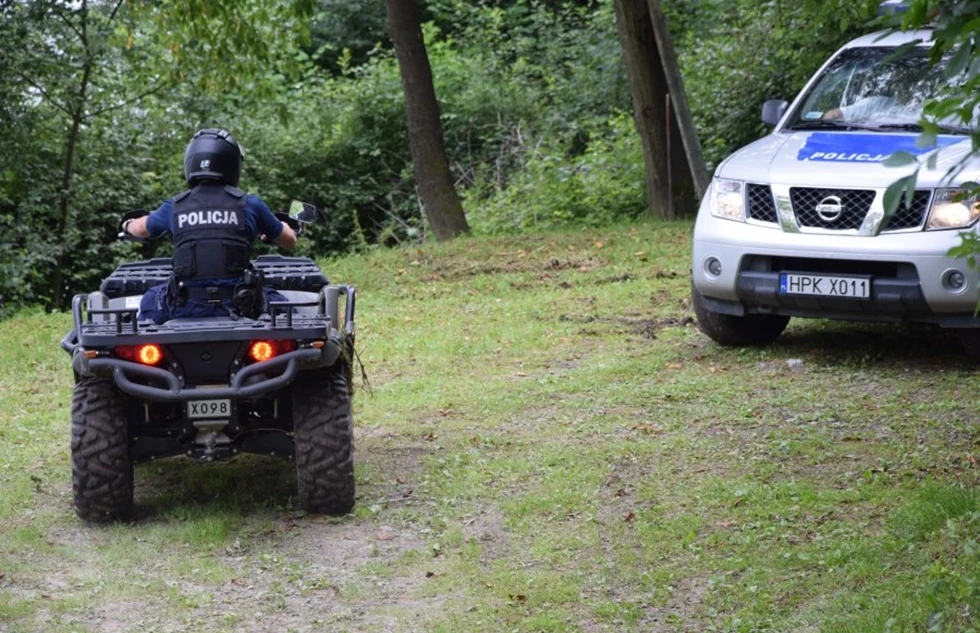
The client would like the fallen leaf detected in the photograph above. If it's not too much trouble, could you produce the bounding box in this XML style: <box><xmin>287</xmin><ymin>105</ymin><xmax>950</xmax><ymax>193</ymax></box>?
<box><xmin>631</xmin><ymin>423</ymin><xmax>663</xmax><ymax>434</ymax></box>
<box><xmin>624</xmin><ymin>512</ymin><xmax>636</xmax><ymax>522</ymax></box>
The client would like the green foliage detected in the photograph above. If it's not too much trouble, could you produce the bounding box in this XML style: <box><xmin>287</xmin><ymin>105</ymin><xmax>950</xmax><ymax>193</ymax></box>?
<box><xmin>0</xmin><ymin>0</ymin><xmax>186</xmax><ymax>315</ymax></box>
<box><xmin>465</xmin><ymin>113</ymin><xmax>646</xmax><ymax>233</ymax></box>
<box><xmin>133</xmin><ymin>0</ymin><xmax>317</xmax><ymax>98</ymax></box>
<box><xmin>307</xmin><ymin>0</ymin><xmax>389</xmax><ymax>74</ymax></box>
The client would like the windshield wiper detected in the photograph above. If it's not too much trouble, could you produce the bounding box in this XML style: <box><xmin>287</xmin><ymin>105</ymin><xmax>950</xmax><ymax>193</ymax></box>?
<box><xmin>876</xmin><ymin>122</ymin><xmax>973</xmax><ymax>135</ymax></box>
<box><xmin>934</xmin><ymin>123</ymin><xmax>973</xmax><ymax>135</ymax></box>
<box><xmin>790</xmin><ymin>120</ymin><xmax>849</xmax><ymax>130</ymax></box>
<box><xmin>790</xmin><ymin>120</ymin><xmax>884</xmax><ymax>131</ymax></box>
<box><xmin>875</xmin><ymin>123</ymin><xmax>924</xmax><ymax>132</ymax></box>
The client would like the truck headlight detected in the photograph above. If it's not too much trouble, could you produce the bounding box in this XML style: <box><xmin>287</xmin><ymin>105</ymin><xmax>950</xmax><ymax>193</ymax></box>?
<box><xmin>709</xmin><ymin>178</ymin><xmax>745</xmax><ymax>222</ymax></box>
<box><xmin>925</xmin><ymin>189</ymin><xmax>980</xmax><ymax>230</ymax></box>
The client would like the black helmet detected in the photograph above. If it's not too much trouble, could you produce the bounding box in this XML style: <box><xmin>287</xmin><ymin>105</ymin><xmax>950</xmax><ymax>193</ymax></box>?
<box><xmin>183</xmin><ymin>128</ymin><xmax>244</xmax><ymax>186</ymax></box>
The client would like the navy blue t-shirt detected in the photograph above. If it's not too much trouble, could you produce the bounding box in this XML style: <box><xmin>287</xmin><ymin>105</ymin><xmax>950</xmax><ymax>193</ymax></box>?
<box><xmin>146</xmin><ymin>193</ymin><xmax>283</xmax><ymax>241</ymax></box>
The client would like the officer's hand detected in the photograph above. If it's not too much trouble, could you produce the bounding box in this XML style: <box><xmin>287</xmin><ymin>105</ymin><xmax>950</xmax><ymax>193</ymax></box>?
<box><xmin>118</xmin><ymin>209</ymin><xmax>149</xmax><ymax>238</ymax></box>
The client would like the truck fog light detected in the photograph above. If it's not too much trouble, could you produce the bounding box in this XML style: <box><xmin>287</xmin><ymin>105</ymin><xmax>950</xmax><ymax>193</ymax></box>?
<box><xmin>705</xmin><ymin>257</ymin><xmax>723</xmax><ymax>278</ymax></box>
<box><xmin>942</xmin><ymin>269</ymin><xmax>967</xmax><ymax>294</ymax></box>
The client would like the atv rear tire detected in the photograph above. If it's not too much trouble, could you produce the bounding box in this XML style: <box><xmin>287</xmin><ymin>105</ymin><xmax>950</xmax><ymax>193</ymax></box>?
<box><xmin>71</xmin><ymin>378</ymin><xmax>133</xmax><ymax>522</ymax></box>
<box><xmin>292</xmin><ymin>366</ymin><xmax>355</xmax><ymax>514</ymax></box>
<box><xmin>692</xmin><ymin>282</ymin><xmax>790</xmax><ymax>346</ymax></box>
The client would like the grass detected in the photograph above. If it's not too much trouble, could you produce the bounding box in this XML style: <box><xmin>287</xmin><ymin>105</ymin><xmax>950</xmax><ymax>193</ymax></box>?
<box><xmin>0</xmin><ymin>219</ymin><xmax>977</xmax><ymax>632</ymax></box>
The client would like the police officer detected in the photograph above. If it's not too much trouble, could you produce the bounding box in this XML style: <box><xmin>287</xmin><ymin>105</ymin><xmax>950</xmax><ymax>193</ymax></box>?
<box><xmin>122</xmin><ymin>128</ymin><xmax>298</xmax><ymax>323</ymax></box>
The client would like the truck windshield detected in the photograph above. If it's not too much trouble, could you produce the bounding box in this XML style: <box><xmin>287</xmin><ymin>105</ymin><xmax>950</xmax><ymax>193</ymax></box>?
<box><xmin>788</xmin><ymin>46</ymin><xmax>965</xmax><ymax>131</ymax></box>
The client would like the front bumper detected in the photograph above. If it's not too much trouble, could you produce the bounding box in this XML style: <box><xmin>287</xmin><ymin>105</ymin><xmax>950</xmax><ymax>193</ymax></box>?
<box><xmin>692</xmin><ymin>213</ymin><xmax>980</xmax><ymax>327</ymax></box>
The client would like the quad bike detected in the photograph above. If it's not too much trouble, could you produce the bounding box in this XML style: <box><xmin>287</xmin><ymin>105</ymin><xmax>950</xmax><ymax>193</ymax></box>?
<box><xmin>60</xmin><ymin>202</ymin><xmax>357</xmax><ymax>522</ymax></box>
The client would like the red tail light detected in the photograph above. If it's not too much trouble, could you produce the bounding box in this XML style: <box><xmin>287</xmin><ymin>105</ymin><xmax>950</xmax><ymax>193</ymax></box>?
<box><xmin>248</xmin><ymin>340</ymin><xmax>297</xmax><ymax>363</ymax></box>
<box><xmin>115</xmin><ymin>344</ymin><xmax>164</xmax><ymax>366</ymax></box>
<box><xmin>249</xmin><ymin>341</ymin><xmax>275</xmax><ymax>362</ymax></box>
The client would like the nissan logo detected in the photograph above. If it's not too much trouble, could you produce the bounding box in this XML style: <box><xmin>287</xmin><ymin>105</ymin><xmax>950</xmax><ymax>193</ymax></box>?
<box><xmin>815</xmin><ymin>195</ymin><xmax>844</xmax><ymax>222</ymax></box>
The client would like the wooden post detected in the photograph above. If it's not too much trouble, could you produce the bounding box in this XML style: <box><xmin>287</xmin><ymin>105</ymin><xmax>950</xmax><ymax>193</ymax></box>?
<box><xmin>614</xmin><ymin>0</ymin><xmax>708</xmax><ymax>218</ymax></box>
<box><xmin>645</xmin><ymin>0</ymin><xmax>709</xmax><ymax>199</ymax></box>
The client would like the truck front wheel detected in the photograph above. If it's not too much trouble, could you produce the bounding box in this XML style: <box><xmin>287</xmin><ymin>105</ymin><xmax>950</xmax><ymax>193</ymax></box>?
<box><xmin>692</xmin><ymin>283</ymin><xmax>790</xmax><ymax>346</ymax></box>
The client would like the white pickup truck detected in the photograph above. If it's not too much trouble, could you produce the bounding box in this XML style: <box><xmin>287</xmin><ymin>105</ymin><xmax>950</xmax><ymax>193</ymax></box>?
<box><xmin>690</xmin><ymin>24</ymin><xmax>979</xmax><ymax>360</ymax></box>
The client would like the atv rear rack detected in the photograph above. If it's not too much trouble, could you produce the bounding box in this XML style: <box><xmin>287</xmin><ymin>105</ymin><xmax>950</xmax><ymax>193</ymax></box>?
<box><xmin>99</xmin><ymin>254</ymin><xmax>331</xmax><ymax>298</ymax></box>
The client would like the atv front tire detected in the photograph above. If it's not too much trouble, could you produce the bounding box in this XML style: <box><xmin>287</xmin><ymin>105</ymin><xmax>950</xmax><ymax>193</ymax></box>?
<box><xmin>692</xmin><ymin>282</ymin><xmax>790</xmax><ymax>346</ymax></box>
<box><xmin>292</xmin><ymin>366</ymin><xmax>355</xmax><ymax>514</ymax></box>
<box><xmin>71</xmin><ymin>378</ymin><xmax>133</xmax><ymax>522</ymax></box>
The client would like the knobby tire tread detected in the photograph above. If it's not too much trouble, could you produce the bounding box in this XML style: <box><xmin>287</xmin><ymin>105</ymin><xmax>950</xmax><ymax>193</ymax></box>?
<box><xmin>293</xmin><ymin>366</ymin><xmax>355</xmax><ymax>515</ymax></box>
<box><xmin>71</xmin><ymin>378</ymin><xmax>133</xmax><ymax>522</ymax></box>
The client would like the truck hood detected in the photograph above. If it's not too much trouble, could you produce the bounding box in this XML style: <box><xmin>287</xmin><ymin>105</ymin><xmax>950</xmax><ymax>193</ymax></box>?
<box><xmin>716</xmin><ymin>131</ymin><xmax>976</xmax><ymax>188</ymax></box>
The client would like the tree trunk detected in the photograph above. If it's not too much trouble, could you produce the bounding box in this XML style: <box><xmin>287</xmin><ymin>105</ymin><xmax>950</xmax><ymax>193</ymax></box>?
<box><xmin>384</xmin><ymin>0</ymin><xmax>469</xmax><ymax>240</ymax></box>
<box><xmin>613</xmin><ymin>0</ymin><xmax>704</xmax><ymax>219</ymax></box>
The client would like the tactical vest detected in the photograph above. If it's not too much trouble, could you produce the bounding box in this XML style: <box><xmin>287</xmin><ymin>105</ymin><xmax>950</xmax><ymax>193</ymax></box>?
<box><xmin>172</xmin><ymin>183</ymin><xmax>250</xmax><ymax>282</ymax></box>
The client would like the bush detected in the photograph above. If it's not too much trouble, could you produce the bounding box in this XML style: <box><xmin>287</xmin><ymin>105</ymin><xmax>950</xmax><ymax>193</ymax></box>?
<box><xmin>466</xmin><ymin>113</ymin><xmax>646</xmax><ymax>234</ymax></box>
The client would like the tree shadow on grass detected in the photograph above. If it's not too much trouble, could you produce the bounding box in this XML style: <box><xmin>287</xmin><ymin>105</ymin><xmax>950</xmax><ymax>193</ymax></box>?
<box><xmin>771</xmin><ymin>320</ymin><xmax>974</xmax><ymax>370</ymax></box>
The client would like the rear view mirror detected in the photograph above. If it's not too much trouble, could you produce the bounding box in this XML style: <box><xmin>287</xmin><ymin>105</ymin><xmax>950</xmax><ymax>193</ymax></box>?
<box><xmin>288</xmin><ymin>201</ymin><xmax>317</xmax><ymax>225</ymax></box>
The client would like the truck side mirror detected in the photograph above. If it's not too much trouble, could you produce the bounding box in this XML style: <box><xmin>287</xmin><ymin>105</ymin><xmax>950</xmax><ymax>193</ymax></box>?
<box><xmin>761</xmin><ymin>100</ymin><xmax>788</xmax><ymax>126</ymax></box>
